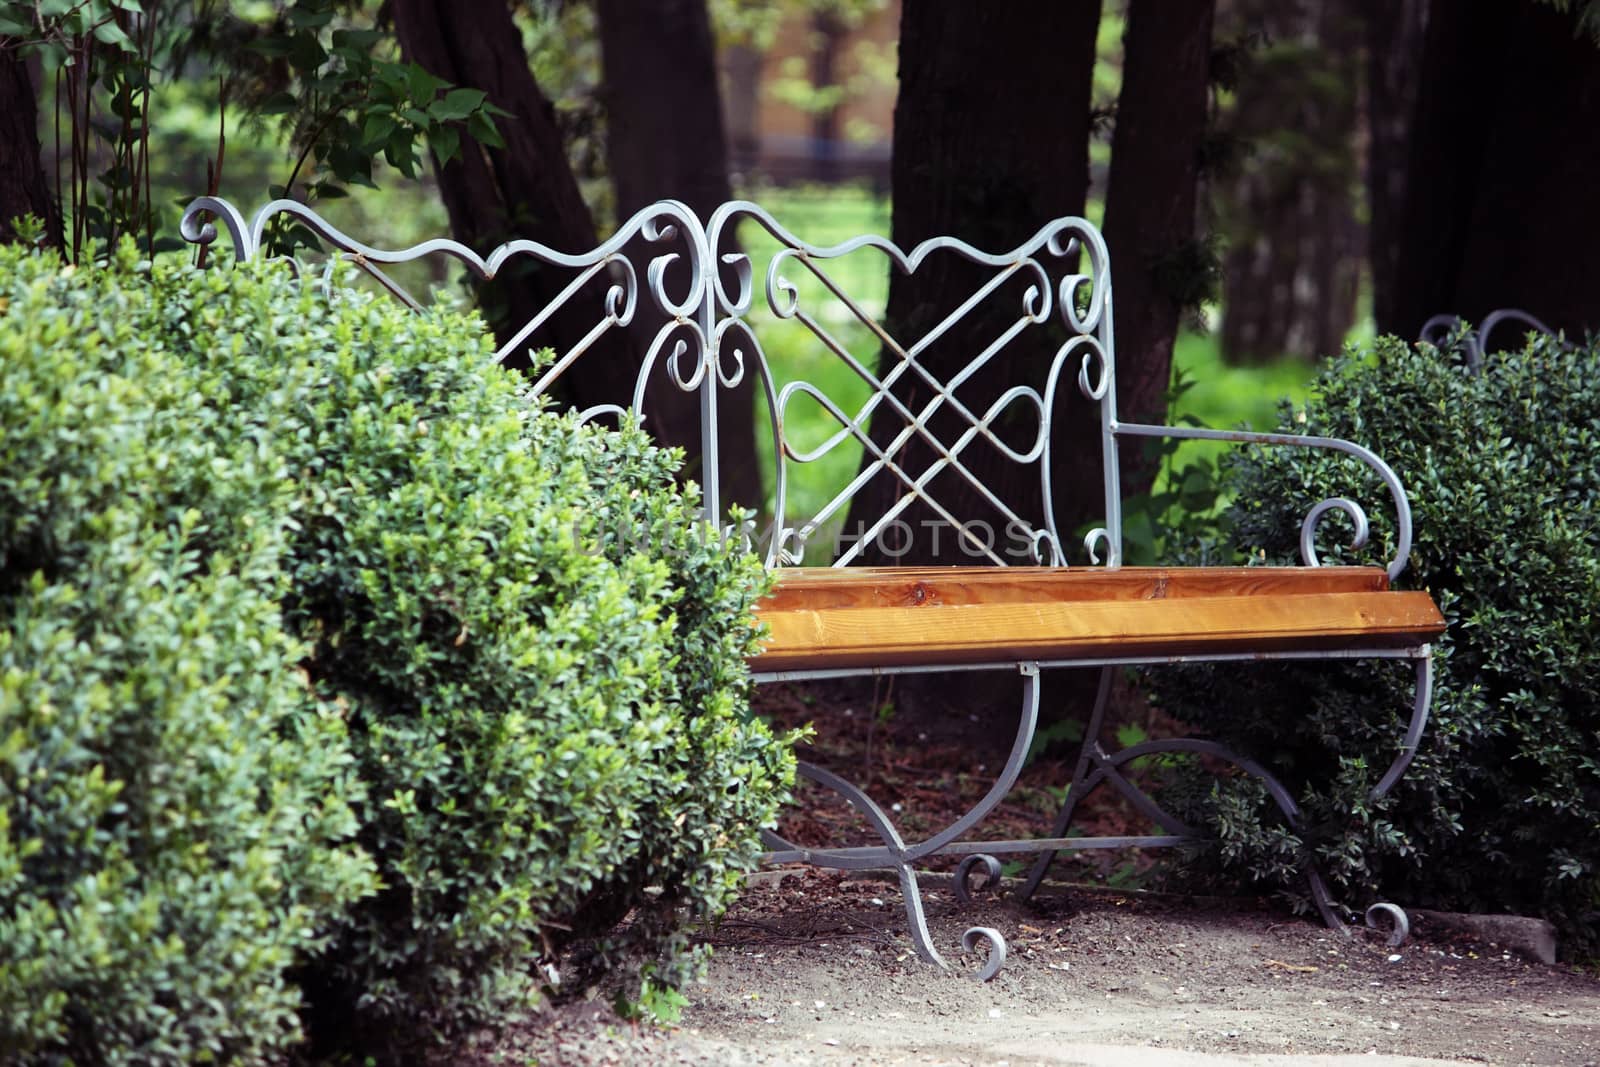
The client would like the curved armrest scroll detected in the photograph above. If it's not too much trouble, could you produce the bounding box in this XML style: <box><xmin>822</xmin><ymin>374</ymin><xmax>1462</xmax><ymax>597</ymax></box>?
<box><xmin>1113</xmin><ymin>422</ymin><xmax>1414</xmax><ymax>582</ymax></box>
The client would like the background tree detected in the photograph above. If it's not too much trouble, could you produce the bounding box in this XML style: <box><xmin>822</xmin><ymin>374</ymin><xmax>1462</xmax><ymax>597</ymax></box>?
<box><xmin>1100</xmin><ymin>0</ymin><xmax>1217</xmax><ymax>484</ymax></box>
<box><xmin>852</xmin><ymin>0</ymin><xmax>1218</xmax><ymax>563</ymax></box>
<box><xmin>851</xmin><ymin>0</ymin><xmax>1102</xmax><ymax>566</ymax></box>
<box><xmin>1362</xmin><ymin>0</ymin><xmax>1429</xmax><ymax>342</ymax></box>
<box><xmin>1373</xmin><ymin>0</ymin><xmax>1600</xmax><ymax>339</ymax></box>
<box><xmin>596</xmin><ymin>0</ymin><xmax>761</xmax><ymax>508</ymax></box>
<box><xmin>0</xmin><ymin>50</ymin><xmax>58</xmax><ymax>246</ymax></box>
<box><xmin>392</xmin><ymin>0</ymin><xmax>761</xmax><ymax>509</ymax></box>
<box><xmin>1216</xmin><ymin>0</ymin><xmax>1364</xmax><ymax>364</ymax></box>
<box><xmin>389</xmin><ymin>0</ymin><xmax>622</xmax><ymax>373</ymax></box>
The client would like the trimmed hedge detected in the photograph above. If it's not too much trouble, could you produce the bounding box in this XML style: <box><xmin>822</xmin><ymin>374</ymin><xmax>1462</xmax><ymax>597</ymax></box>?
<box><xmin>0</xmin><ymin>242</ymin><xmax>376</xmax><ymax>1064</ymax></box>
<box><xmin>0</xmin><ymin>243</ymin><xmax>794</xmax><ymax>1063</ymax></box>
<box><xmin>1154</xmin><ymin>332</ymin><xmax>1600</xmax><ymax>954</ymax></box>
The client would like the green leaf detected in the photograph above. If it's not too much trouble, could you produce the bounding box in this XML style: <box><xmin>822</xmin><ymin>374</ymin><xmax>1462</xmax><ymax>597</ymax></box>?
<box><xmin>92</xmin><ymin>20</ymin><xmax>132</xmax><ymax>49</ymax></box>
<box><xmin>429</xmin><ymin>87</ymin><xmax>487</xmax><ymax>122</ymax></box>
<box><xmin>404</xmin><ymin>62</ymin><xmax>445</xmax><ymax>104</ymax></box>
<box><xmin>383</xmin><ymin>134</ymin><xmax>418</xmax><ymax>178</ymax></box>
<box><xmin>248</xmin><ymin>35</ymin><xmax>293</xmax><ymax>58</ymax></box>
<box><xmin>287</xmin><ymin>31</ymin><xmax>328</xmax><ymax>72</ymax></box>
<box><xmin>332</xmin><ymin>28</ymin><xmax>383</xmax><ymax>50</ymax></box>
<box><xmin>429</xmin><ymin>124</ymin><xmax>461</xmax><ymax>165</ymax></box>
<box><xmin>256</xmin><ymin>91</ymin><xmax>298</xmax><ymax>116</ymax></box>
<box><xmin>288</xmin><ymin>6</ymin><xmax>335</xmax><ymax>29</ymax></box>
<box><xmin>467</xmin><ymin>109</ymin><xmax>504</xmax><ymax>149</ymax></box>
<box><xmin>361</xmin><ymin>114</ymin><xmax>397</xmax><ymax>148</ymax></box>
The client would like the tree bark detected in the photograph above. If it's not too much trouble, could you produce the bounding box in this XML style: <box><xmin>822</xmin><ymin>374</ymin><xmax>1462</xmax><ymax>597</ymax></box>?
<box><xmin>1363</xmin><ymin>0</ymin><xmax>1429</xmax><ymax>337</ymax></box>
<box><xmin>1216</xmin><ymin>0</ymin><xmax>1362</xmax><ymax>364</ymax></box>
<box><xmin>1378</xmin><ymin>0</ymin><xmax>1600</xmax><ymax>340</ymax></box>
<box><xmin>395</xmin><ymin>0</ymin><xmax>707</xmax><ymax>461</ymax></box>
<box><xmin>1101</xmin><ymin>0</ymin><xmax>1216</xmax><ymax>495</ymax></box>
<box><xmin>850</xmin><ymin>0</ymin><xmax>1102</xmax><ymax>568</ymax></box>
<box><xmin>596</xmin><ymin>0</ymin><xmax>761</xmax><ymax>511</ymax></box>
<box><xmin>0</xmin><ymin>50</ymin><xmax>61</xmax><ymax>248</ymax></box>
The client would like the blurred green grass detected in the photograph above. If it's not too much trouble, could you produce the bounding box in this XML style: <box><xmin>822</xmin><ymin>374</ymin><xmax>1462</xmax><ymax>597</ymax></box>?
<box><xmin>1164</xmin><ymin>330</ymin><xmax>1318</xmax><ymax>476</ymax></box>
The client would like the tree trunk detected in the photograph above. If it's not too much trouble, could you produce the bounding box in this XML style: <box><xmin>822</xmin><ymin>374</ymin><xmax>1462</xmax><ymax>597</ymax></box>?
<box><xmin>394</xmin><ymin>0</ymin><xmax>715</xmax><ymax>470</ymax></box>
<box><xmin>1101</xmin><ymin>0</ymin><xmax>1216</xmax><ymax>496</ymax></box>
<box><xmin>1216</xmin><ymin>0</ymin><xmax>1362</xmax><ymax>365</ymax></box>
<box><xmin>1379</xmin><ymin>0</ymin><xmax>1600</xmax><ymax>340</ymax></box>
<box><xmin>1363</xmin><ymin>0</ymin><xmax>1429</xmax><ymax>336</ymax></box>
<box><xmin>850</xmin><ymin>0</ymin><xmax>1102</xmax><ymax>569</ymax></box>
<box><xmin>0</xmin><ymin>51</ymin><xmax>61</xmax><ymax>248</ymax></box>
<box><xmin>596</xmin><ymin>0</ymin><xmax>761</xmax><ymax>511</ymax></box>
<box><xmin>808</xmin><ymin>10</ymin><xmax>845</xmax><ymax>182</ymax></box>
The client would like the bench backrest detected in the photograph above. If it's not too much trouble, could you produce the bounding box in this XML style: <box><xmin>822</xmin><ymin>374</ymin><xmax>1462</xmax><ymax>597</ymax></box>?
<box><xmin>183</xmin><ymin>196</ymin><xmax>1410</xmax><ymax>579</ymax></box>
<box><xmin>183</xmin><ymin>197</ymin><xmax>1120</xmax><ymax>570</ymax></box>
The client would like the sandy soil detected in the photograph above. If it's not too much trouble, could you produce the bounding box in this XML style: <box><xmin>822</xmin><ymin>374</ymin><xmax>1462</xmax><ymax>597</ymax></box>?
<box><xmin>475</xmin><ymin>870</ymin><xmax>1600</xmax><ymax>1066</ymax></box>
<box><xmin>467</xmin><ymin>681</ymin><xmax>1600</xmax><ymax>1065</ymax></box>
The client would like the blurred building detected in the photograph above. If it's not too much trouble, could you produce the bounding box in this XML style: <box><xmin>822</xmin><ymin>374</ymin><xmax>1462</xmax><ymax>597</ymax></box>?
<box><xmin>720</xmin><ymin>1</ymin><xmax>899</xmax><ymax>187</ymax></box>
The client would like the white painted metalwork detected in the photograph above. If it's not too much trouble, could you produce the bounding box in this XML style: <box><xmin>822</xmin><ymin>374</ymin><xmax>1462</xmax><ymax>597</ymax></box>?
<box><xmin>183</xmin><ymin>195</ymin><xmax>1435</xmax><ymax>974</ymax></box>
<box><xmin>183</xmin><ymin>196</ymin><xmax>1415</xmax><ymax>578</ymax></box>
<box><xmin>1419</xmin><ymin>307</ymin><xmax>1561</xmax><ymax>370</ymax></box>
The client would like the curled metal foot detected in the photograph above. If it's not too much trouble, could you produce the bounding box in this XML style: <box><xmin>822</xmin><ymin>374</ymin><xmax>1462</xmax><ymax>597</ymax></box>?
<box><xmin>954</xmin><ymin>854</ymin><xmax>1003</xmax><ymax>904</ymax></box>
<box><xmin>961</xmin><ymin>927</ymin><xmax>1007</xmax><ymax>982</ymax></box>
<box><xmin>1365</xmin><ymin>902</ymin><xmax>1411</xmax><ymax>948</ymax></box>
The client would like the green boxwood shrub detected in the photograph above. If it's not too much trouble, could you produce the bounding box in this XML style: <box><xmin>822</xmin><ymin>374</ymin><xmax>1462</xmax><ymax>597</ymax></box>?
<box><xmin>175</xmin><ymin>270</ymin><xmax>791</xmax><ymax>1052</ymax></box>
<box><xmin>1153</xmin><ymin>332</ymin><xmax>1600</xmax><ymax>954</ymax></box>
<box><xmin>2</xmin><ymin>244</ymin><xmax>794</xmax><ymax>1062</ymax></box>
<box><xmin>0</xmin><ymin>242</ymin><xmax>376</xmax><ymax>1065</ymax></box>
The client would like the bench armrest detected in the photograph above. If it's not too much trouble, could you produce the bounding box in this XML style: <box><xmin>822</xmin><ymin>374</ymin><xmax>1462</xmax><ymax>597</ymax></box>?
<box><xmin>1108</xmin><ymin>421</ymin><xmax>1415</xmax><ymax>582</ymax></box>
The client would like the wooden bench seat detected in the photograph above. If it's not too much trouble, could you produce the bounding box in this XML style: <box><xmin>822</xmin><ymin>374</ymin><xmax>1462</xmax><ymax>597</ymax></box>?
<box><xmin>754</xmin><ymin>566</ymin><xmax>1445</xmax><ymax>671</ymax></box>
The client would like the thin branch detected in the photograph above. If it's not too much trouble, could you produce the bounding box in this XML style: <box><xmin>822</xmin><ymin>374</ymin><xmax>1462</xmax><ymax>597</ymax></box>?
<box><xmin>140</xmin><ymin>9</ymin><xmax>154</xmax><ymax>255</ymax></box>
<box><xmin>283</xmin><ymin>101</ymin><xmax>337</xmax><ymax>201</ymax></box>
<box><xmin>197</xmin><ymin>80</ymin><xmax>226</xmax><ymax>270</ymax></box>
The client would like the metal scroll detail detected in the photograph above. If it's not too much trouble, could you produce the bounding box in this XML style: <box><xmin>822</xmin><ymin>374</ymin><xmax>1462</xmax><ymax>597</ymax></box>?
<box><xmin>180</xmin><ymin>194</ymin><xmax>713</xmax><ymax>480</ymax></box>
<box><xmin>1419</xmin><ymin>308</ymin><xmax>1560</xmax><ymax>371</ymax></box>
<box><xmin>181</xmin><ymin>195</ymin><xmax>1415</xmax><ymax>578</ymax></box>
<box><xmin>758</xmin><ymin>663</ymin><xmax>1042</xmax><ymax>979</ymax></box>
<box><xmin>705</xmin><ymin>202</ymin><xmax>1112</xmax><ymax>568</ymax></box>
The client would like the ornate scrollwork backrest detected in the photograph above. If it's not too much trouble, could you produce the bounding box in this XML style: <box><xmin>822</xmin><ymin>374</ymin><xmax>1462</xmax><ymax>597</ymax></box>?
<box><xmin>182</xmin><ymin>193</ymin><xmax>713</xmax><ymax>415</ymax></box>
<box><xmin>1418</xmin><ymin>308</ymin><xmax>1560</xmax><ymax>371</ymax></box>
<box><xmin>182</xmin><ymin>196</ymin><xmax>1122</xmax><ymax>569</ymax></box>
<box><xmin>704</xmin><ymin>201</ymin><xmax>1116</xmax><ymax>567</ymax></box>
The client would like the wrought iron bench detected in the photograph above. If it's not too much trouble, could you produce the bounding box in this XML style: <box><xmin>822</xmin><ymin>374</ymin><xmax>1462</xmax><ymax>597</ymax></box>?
<box><xmin>182</xmin><ymin>196</ymin><xmax>1445</xmax><ymax>982</ymax></box>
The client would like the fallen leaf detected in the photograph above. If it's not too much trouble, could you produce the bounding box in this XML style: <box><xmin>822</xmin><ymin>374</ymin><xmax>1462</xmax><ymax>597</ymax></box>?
<box><xmin>1264</xmin><ymin>959</ymin><xmax>1319</xmax><ymax>973</ymax></box>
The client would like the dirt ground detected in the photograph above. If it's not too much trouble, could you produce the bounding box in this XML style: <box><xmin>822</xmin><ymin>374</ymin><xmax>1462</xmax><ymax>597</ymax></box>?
<box><xmin>473</xmin><ymin>681</ymin><xmax>1600</xmax><ymax>1065</ymax></box>
<box><xmin>477</xmin><ymin>870</ymin><xmax>1600</xmax><ymax>1067</ymax></box>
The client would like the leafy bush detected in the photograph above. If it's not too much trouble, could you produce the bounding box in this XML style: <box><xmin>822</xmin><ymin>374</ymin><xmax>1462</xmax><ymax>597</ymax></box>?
<box><xmin>1</xmin><ymin>245</ymin><xmax>793</xmax><ymax>1061</ymax></box>
<box><xmin>0</xmin><ymin>242</ymin><xmax>376</xmax><ymax>1065</ymax></box>
<box><xmin>1153</xmin><ymin>332</ymin><xmax>1600</xmax><ymax>953</ymax></box>
<box><xmin>162</xmin><ymin>257</ymin><xmax>793</xmax><ymax>1053</ymax></box>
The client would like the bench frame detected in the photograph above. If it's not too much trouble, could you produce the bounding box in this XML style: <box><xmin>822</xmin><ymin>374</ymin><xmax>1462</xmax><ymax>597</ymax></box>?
<box><xmin>183</xmin><ymin>196</ymin><xmax>1441</xmax><ymax>979</ymax></box>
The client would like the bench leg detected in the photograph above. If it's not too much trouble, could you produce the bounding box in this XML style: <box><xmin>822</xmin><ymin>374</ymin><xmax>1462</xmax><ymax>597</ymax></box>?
<box><xmin>1016</xmin><ymin>666</ymin><xmax>1123</xmax><ymax>901</ymax></box>
<box><xmin>1017</xmin><ymin>653</ymin><xmax>1434</xmax><ymax>947</ymax></box>
<box><xmin>759</xmin><ymin>664</ymin><xmax>1041</xmax><ymax>979</ymax></box>
<box><xmin>761</xmin><ymin>760</ymin><xmax>1009</xmax><ymax>978</ymax></box>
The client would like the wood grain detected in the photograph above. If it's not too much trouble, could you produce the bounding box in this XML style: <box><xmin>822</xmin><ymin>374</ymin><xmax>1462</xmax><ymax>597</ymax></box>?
<box><xmin>751</xmin><ymin>567</ymin><xmax>1445</xmax><ymax>671</ymax></box>
<box><xmin>759</xmin><ymin>565</ymin><xmax>1391</xmax><ymax>612</ymax></box>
